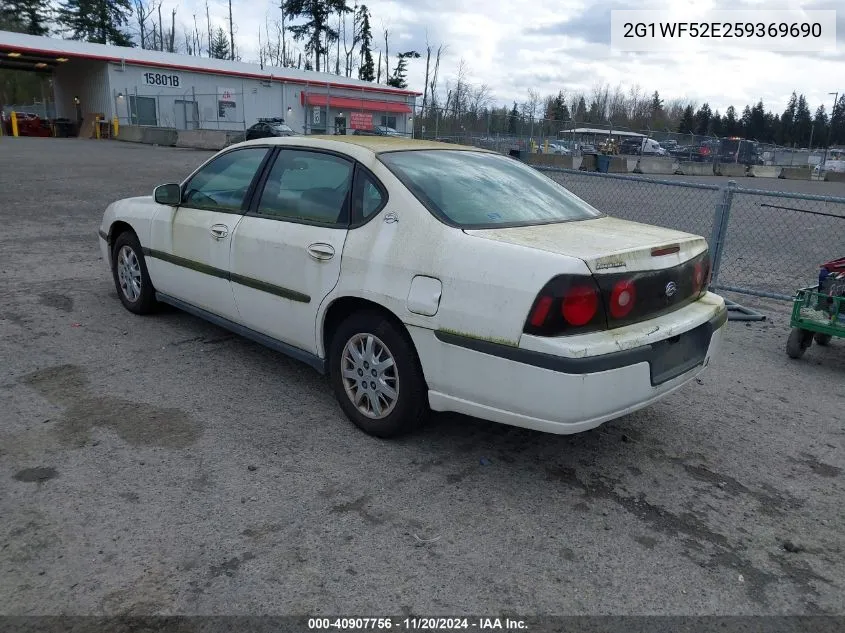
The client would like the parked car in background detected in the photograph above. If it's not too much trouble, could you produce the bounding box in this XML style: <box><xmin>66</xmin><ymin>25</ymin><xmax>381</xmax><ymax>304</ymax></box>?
<box><xmin>245</xmin><ymin>118</ymin><xmax>296</xmax><ymax>140</ymax></box>
<box><xmin>98</xmin><ymin>135</ymin><xmax>725</xmax><ymax>439</ymax></box>
<box><xmin>353</xmin><ymin>125</ymin><xmax>404</xmax><ymax>137</ymax></box>
<box><xmin>545</xmin><ymin>142</ymin><xmax>572</xmax><ymax>156</ymax></box>
<box><xmin>580</xmin><ymin>143</ymin><xmax>597</xmax><ymax>154</ymax></box>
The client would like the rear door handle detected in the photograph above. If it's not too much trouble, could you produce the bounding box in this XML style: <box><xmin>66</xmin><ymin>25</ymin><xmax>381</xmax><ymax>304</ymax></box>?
<box><xmin>210</xmin><ymin>224</ymin><xmax>229</xmax><ymax>239</ymax></box>
<box><xmin>307</xmin><ymin>243</ymin><xmax>335</xmax><ymax>261</ymax></box>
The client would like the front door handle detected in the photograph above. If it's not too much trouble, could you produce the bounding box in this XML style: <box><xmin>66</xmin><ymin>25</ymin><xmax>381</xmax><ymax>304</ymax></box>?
<box><xmin>210</xmin><ymin>224</ymin><xmax>229</xmax><ymax>239</ymax></box>
<box><xmin>307</xmin><ymin>243</ymin><xmax>335</xmax><ymax>261</ymax></box>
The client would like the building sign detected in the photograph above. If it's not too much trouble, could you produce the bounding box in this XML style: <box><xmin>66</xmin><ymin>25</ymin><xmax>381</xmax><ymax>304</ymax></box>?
<box><xmin>217</xmin><ymin>87</ymin><xmax>237</xmax><ymax>119</ymax></box>
<box><xmin>142</xmin><ymin>71</ymin><xmax>181</xmax><ymax>87</ymax></box>
<box><xmin>312</xmin><ymin>107</ymin><xmax>321</xmax><ymax>125</ymax></box>
<box><xmin>350</xmin><ymin>112</ymin><xmax>373</xmax><ymax>130</ymax></box>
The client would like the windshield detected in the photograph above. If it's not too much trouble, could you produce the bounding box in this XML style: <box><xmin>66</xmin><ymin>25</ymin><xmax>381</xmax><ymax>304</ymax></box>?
<box><xmin>379</xmin><ymin>150</ymin><xmax>602</xmax><ymax>228</ymax></box>
<box><xmin>271</xmin><ymin>124</ymin><xmax>293</xmax><ymax>133</ymax></box>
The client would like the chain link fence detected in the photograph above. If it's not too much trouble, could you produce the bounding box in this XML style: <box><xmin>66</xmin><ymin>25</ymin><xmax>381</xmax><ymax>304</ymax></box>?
<box><xmin>533</xmin><ymin>166</ymin><xmax>845</xmax><ymax>301</ymax></box>
<box><xmin>114</xmin><ymin>90</ymin><xmax>247</xmax><ymax>131</ymax></box>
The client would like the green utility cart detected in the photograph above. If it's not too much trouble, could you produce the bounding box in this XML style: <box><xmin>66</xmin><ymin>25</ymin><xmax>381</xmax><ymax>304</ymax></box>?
<box><xmin>786</xmin><ymin>285</ymin><xmax>845</xmax><ymax>359</ymax></box>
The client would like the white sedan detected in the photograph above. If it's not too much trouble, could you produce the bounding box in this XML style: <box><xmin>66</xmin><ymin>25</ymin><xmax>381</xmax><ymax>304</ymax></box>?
<box><xmin>99</xmin><ymin>136</ymin><xmax>726</xmax><ymax>438</ymax></box>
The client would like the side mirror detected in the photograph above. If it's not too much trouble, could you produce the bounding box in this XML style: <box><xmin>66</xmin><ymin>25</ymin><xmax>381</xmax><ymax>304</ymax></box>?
<box><xmin>154</xmin><ymin>183</ymin><xmax>181</xmax><ymax>206</ymax></box>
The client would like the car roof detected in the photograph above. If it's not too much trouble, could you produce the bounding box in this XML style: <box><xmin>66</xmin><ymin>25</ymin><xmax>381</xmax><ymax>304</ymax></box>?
<box><xmin>232</xmin><ymin>135</ymin><xmax>492</xmax><ymax>155</ymax></box>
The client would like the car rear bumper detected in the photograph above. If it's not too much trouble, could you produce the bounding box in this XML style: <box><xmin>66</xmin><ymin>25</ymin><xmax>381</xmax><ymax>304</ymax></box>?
<box><xmin>410</xmin><ymin>296</ymin><xmax>727</xmax><ymax>434</ymax></box>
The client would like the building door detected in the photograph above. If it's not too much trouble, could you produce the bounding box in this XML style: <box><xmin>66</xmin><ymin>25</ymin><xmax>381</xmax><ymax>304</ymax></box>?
<box><xmin>129</xmin><ymin>95</ymin><xmax>157</xmax><ymax>126</ymax></box>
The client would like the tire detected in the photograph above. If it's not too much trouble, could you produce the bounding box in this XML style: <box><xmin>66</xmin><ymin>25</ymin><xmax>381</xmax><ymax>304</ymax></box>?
<box><xmin>329</xmin><ymin>310</ymin><xmax>429</xmax><ymax>438</ymax></box>
<box><xmin>786</xmin><ymin>328</ymin><xmax>813</xmax><ymax>359</ymax></box>
<box><xmin>814</xmin><ymin>333</ymin><xmax>832</xmax><ymax>346</ymax></box>
<box><xmin>111</xmin><ymin>230</ymin><xmax>157</xmax><ymax>315</ymax></box>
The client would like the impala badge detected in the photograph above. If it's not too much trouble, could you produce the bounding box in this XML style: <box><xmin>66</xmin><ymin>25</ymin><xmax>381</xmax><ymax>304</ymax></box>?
<box><xmin>665</xmin><ymin>281</ymin><xmax>678</xmax><ymax>298</ymax></box>
<box><xmin>384</xmin><ymin>212</ymin><xmax>399</xmax><ymax>224</ymax></box>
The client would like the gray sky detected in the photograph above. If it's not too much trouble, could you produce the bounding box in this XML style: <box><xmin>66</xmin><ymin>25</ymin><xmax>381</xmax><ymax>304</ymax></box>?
<box><xmin>161</xmin><ymin>0</ymin><xmax>844</xmax><ymax>114</ymax></box>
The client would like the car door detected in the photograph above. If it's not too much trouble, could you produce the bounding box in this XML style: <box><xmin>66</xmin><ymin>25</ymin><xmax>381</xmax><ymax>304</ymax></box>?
<box><xmin>229</xmin><ymin>148</ymin><xmax>359</xmax><ymax>353</ymax></box>
<box><xmin>147</xmin><ymin>146</ymin><xmax>271</xmax><ymax>322</ymax></box>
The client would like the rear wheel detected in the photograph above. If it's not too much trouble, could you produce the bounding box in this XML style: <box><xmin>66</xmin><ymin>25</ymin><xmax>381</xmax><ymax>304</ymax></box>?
<box><xmin>814</xmin><ymin>333</ymin><xmax>832</xmax><ymax>346</ymax></box>
<box><xmin>786</xmin><ymin>328</ymin><xmax>814</xmax><ymax>359</ymax></box>
<box><xmin>111</xmin><ymin>231</ymin><xmax>157</xmax><ymax>315</ymax></box>
<box><xmin>329</xmin><ymin>310</ymin><xmax>428</xmax><ymax>438</ymax></box>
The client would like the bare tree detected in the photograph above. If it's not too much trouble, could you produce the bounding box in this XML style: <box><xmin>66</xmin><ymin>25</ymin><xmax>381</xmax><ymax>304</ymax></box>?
<box><xmin>133</xmin><ymin>0</ymin><xmax>157</xmax><ymax>49</ymax></box>
<box><xmin>382</xmin><ymin>27</ymin><xmax>389</xmax><ymax>81</ymax></box>
<box><xmin>469</xmin><ymin>83</ymin><xmax>493</xmax><ymax>116</ymax></box>
<box><xmin>205</xmin><ymin>1</ymin><xmax>212</xmax><ymax>56</ymax></box>
<box><xmin>376</xmin><ymin>49</ymin><xmax>381</xmax><ymax>83</ymax></box>
<box><xmin>342</xmin><ymin>5</ymin><xmax>359</xmax><ymax>78</ymax></box>
<box><xmin>228</xmin><ymin>0</ymin><xmax>235</xmax><ymax>60</ymax></box>
<box><xmin>421</xmin><ymin>32</ymin><xmax>431</xmax><ymax>116</ymax></box>
<box><xmin>167</xmin><ymin>8</ymin><xmax>177</xmax><ymax>53</ymax></box>
<box><xmin>192</xmin><ymin>13</ymin><xmax>203</xmax><ymax>57</ymax></box>
<box><xmin>427</xmin><ymin>43</ymin><xmax>444</xmax><ymax>116</ymax></box>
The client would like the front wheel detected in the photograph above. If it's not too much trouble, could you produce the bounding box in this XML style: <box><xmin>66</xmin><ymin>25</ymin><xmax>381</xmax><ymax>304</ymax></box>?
<box><xmin>111</xmin><ymin>231</ymin><xmax>157</xmax><ymax>315</ymax></box>
<box><xmin>786</xmin><ymin>328</ymin><xmax>814</xmax><ymax>359</ymax></box>
<box><xmin>329</xmin><ymin>311</ymin><xmax>429</xmax><ymax>438</ymax></box>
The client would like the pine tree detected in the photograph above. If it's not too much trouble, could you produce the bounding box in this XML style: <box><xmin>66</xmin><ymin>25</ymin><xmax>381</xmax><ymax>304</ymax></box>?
<box><xmin>209</xmin><ymin>26</ymin><xmax>231</xmax><ymax>59</ymax></box>
<box><xmin>693</xmin><ymin>103</ymin><xmax>712</xmax><ymax>136</ymax></box>
<box><xmin>552</xmin><ymin>91</ymin><xmax>570</xmax><ymax>122</ymax></box>
<box><xmin>356</xmin><ymin>4</ymin><xmax>374</xmax><ymax>81</ymax></box>
<box><xmin>59</xmin><ymin>0</ymin><xmax>133</xmax><ymax>46</ymax></box>
<box><xmin>830</xmin><ymin>94</ymin><xmax>845</xmax><ymax>146</ymax></box>
<box><xmin>508</xmin><ymin>101</ymin><xmax>518</xmax><ymax>134</ymax></box>
<box><xmin>574</xmin><ymin>96</ymin><xmax>587</xmax><ymax>122</ymax></box>
<box><xmin>283</xmin><ymin>0</ymin><xmax>350</xmax><ymax>73</ymax></box>
<box><xmin>710</xmin><ymin>110</ymin><xmax>723</xmax><ymax>137</ymax></box>
<box><xmin>794</xmin><ymin>94</ymin><xmax>812</xmax><ymax>147</ymax></box>
<box><xmin>678</xmin><ymin>105</ymin><xmax>695</xmax><ymax>134</ymax></box>
<box><xmin>724</xmin><ymin>106</ymin><xmax>738</xmax><ymax>136</ymax></box>
<box><xmin>0</xmin><ymin>0</ymin><xmax>51</xmax><ymax>35</ymax></box>
<box><xmin>812</xmin><ymin>105</ymin><xmax>828</xmax><ymax>149</ymax></box>
<box><xmin>386</xmin><ymin>50</ymin><xmax>419</xmax><ymax>89</ymax></box>
<box><xmin>779</xmin><ymin>91</ymin><xmax>798</xmax><ymax>145</ymax></box>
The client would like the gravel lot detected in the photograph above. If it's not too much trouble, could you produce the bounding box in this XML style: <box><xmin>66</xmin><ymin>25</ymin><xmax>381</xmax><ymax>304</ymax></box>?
<box><xmin>1</xmin><ymin>137</ymin><xmax>844</xmax><ymax>617</ymax></box>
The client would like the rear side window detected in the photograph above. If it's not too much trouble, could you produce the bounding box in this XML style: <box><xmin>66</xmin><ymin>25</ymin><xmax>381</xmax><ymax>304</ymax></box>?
<box><xmin>351</xmin><ymin>169</ymin><xmax>386</xmax><ymax>224</ymax></box>
<box><xmin>379</xmin><ymin>150</ymin><xmax>602</xmax><ymax>229</ymax></box>
<box><xmin>256</xmin><ymin>149</ymin><xmax>353</xmax><ymax>225</ymax></box>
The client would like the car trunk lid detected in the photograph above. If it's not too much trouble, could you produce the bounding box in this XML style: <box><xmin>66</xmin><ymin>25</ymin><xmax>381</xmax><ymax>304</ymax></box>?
<box><xmin>468</xmin><ymin>216</ymin><xmax>711</xmax><ymax>330</ymax></box>
<box><xmin>465</xmin><ymin>216</ymin><xmax>707</xmax><ymax>274</ymax></box>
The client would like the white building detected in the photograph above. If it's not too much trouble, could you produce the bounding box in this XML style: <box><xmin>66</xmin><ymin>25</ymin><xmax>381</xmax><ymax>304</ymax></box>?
<box><xmin>0</xmin><ymin>31</ymin><xmax>420</xmax><ymax>135</ymax></box>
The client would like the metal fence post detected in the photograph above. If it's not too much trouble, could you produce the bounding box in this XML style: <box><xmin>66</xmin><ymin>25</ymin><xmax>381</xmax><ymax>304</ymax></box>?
<box><xmin>708</xmin><ymin>179</ymin><xmax>736</xmax><ymax>287</ymax></box>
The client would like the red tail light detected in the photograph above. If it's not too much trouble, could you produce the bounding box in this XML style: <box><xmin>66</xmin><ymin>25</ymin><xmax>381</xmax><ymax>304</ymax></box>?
<box><xmin>562</xmin><ymin>285</ymin><xmax>599</xmax><ymax>326</ymax></box>
<box><xmin>609</xmin><ymin>280</ymin><xmax>636</xmax><ymax>319</ymax></box>
<box><xmin>529</xmin><ymin>295</ymin><xmax>553</xmax><ymax>327</ymax></box>
<box><xmin>523</xmin><ymin>275</ymin><xmax>606</xmax><ymax>336</ymax></box>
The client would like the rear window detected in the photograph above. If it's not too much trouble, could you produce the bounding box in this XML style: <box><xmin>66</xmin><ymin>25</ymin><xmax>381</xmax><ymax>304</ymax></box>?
<box><xmin>378</xmin><ymin>150</ymin><xmax>602</xmax><ymax>228</ymax></box>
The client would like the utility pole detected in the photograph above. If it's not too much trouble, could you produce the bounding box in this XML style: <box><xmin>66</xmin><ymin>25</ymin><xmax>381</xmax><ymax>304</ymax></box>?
<box><xmin>822</xmin><ymin>91</ymin><xmax>838</xmax><ymax>168</ymax></box>
<box><xmin>228</xmin><ymin>0</ymin><xmax>235</xmax><ymax>60</ymax></box>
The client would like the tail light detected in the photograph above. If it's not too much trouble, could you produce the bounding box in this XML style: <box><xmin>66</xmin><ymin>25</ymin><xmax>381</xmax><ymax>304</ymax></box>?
<box><xmin>609</xmin><ymin>280</ymin><xmax>637</xmax><ymax>319</ymax></box>
<box><xmin>693</xmin><ymin>254</ymin><xmax>712</xmax><ymax>295</ymax></box>
<box><xmin>524</xmin><ymin>275</ymin><xmax>606</xmax><ymax>336</ymax></box>
<box><xmin>524</xmin><ymin>250</ymin><xmax>712</xmax><ymax>337</ymax></box>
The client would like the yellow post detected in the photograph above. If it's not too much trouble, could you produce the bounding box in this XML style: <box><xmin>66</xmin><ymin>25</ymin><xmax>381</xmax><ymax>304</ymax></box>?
<box><xmin>544</xmin><ymin>140</ymin><xmax>549</xmax><ymax>153</ymax></box>
<box><xmin>11</xmin><ymin>111</ymin><xmax>19</xmax><ymax>137</ymax></box>
<box><xmin>94</xmin><ymin>116</ymin><xmax>101</xmax><ymax>139</ymax></box>
<box><xmin>112</xmin><ymin>116</ymin><xmax>119</xmax><ymax>138</ymax></box>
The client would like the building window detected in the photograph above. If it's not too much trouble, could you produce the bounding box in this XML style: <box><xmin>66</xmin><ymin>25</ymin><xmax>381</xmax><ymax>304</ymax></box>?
<box><xmin>380</xmin><ymin>115</ymin><xmax>397</xmax><ymax>129</ymax></box>
<box><xmin>129</xmin><ymin>95</ymin><xmax>157</xmax><ymax>126</ymax></box>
